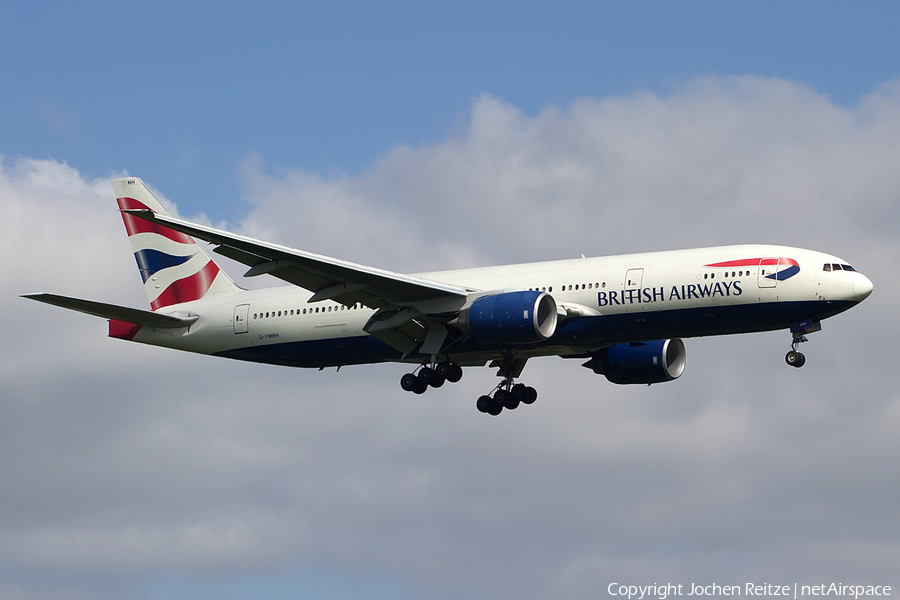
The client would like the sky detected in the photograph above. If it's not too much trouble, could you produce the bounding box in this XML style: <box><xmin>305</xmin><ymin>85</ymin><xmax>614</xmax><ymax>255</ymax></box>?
<box><xmin>2</xmin><ymin>2</ymin><xmax>900</xmax><ymax>600</ymax></box>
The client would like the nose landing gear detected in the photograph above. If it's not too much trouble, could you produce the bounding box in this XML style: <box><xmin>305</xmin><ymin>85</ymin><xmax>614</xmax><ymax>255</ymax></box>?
<box><xmin>785</xmin><ymin>331</ymin><xmax>807</xmax><ymax>368</ymax></box>
<box><xmin>785</xmin><ymin>319</ymin><xmax>820</xmax><ymax>368</ymax></box>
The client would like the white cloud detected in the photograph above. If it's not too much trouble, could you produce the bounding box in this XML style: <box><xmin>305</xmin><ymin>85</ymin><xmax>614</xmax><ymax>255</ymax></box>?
<box><xmin>1</xmin><ymin>75</ymin><xmax>899</xmax><ymax>599</ymax></box>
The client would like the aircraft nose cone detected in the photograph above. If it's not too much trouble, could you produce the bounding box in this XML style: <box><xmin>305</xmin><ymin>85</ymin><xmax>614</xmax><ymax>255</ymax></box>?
<box><xmin>853</xmin><ymin>274</ymin><xmax>874</xmax><ymax>301</ymax></box>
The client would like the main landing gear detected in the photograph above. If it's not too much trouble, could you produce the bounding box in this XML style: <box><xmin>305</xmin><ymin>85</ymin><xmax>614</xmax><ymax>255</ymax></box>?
<box><xmin>474</xmin><ymin>354</ymin><xmax>537</xmax><ymax>416</ymax></box>
<box><xmin>399</xmin><ymin>356</ymin><xmax>539</xmax><ymax>416</ymax></box>
<box><xmin>400</xmin><ymin>362</ymin><xmax>464</xmax><ymax>394</ymax></box>
<box><xmin>476</xmin><ymin>380</ymin><xmax>537</xmax><ymax>416</ymax></box>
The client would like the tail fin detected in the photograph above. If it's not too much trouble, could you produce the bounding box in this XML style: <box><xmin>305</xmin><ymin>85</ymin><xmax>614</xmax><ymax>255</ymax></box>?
<box><xmin>111</xmin><ymin>177</ymin><xmax>240</xmax><ymax>310</ymax></box>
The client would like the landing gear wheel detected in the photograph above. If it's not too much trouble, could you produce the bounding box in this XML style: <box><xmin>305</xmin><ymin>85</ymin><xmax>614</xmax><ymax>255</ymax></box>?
<box><xmin>412</xmin><ymin>378</ymin><xmax>428</xmax><ymax>394</ymax></box>
<box><xmin>511</xmin><ymin>383</ymin><xmax>528</xmax><ymax>403</ymax></box>
<box><xmin>477</xmin><ymin>394</ymin><xmax>502</xmax><ymax>416</ymax></box>
<box><xmin>785</xmin><ymin>350</ymin><xmax>806</xmax><ymax>368</ymax></box>
<box><xmin>446</xmin><ymin>363</ymin><xmax>463</xmax><ymax>383</ymax></box>
<box><xmin>522</xmin><ymin>386</ymin><xmax>538</xmax><ymax>405</ymax></box>
<box><xmin>418</xmin><ymin>367</ymin><xmax>444</xmax><ymax>388</ymax></box>
<box><xmin>400</xmin><ymin>373</ymin><xmax>418</xmax><ymax>392</ymax></box>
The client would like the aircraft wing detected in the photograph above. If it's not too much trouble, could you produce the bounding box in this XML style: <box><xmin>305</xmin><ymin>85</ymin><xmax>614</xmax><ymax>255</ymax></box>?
<box><xmin>22</xmin><ymin>293</ymin><xmax>198</xmax><ymax>328</ymax></box>
<box><xmin>122</xmin><ymin>210</ymin><xmax>472</xmax><ymax>310</ymax></box>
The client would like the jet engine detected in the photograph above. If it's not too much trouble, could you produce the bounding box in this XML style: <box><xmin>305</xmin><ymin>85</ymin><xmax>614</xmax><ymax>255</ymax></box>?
<box><xmin>583</xmin><ymin>339</ymin><xmax>686</xmax><ymax>384</ymax></box>
<box><xmin>456</xmin><ymin>291</ymin><xmax>558</xmax><ymax>344</ymax></box>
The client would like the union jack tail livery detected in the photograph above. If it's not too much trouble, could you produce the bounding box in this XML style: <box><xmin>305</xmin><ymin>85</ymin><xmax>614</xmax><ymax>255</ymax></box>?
<box><xmin>112</xmin><ymin>177</ymin><xmax>240</xmax><ymax>310</ymax></box>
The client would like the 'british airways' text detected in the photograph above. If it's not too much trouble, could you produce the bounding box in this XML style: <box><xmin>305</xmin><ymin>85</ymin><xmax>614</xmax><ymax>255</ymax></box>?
<box><xmin>598</xmin><ymin>281</ymin><xmax>743</xmax><ymax>307</ymax></box>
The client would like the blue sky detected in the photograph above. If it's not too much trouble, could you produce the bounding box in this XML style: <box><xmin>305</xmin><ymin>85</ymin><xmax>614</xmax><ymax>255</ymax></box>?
<box><xmin>3</xmin><ymin>3</ymin><xmax>900</xmax><ymax>600</ymax></box>
<box><xmin>3</xmin><ymin>1</ymin><xmax>898</xmax><ymax>221</ymax></box>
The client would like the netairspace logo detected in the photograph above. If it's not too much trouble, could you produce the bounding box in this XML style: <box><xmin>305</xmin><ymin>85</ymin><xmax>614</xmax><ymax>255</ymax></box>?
<box><xmin>607</xmin><ymin>583</ymin><xmax>892</xmax><ymax>600</ymax></box>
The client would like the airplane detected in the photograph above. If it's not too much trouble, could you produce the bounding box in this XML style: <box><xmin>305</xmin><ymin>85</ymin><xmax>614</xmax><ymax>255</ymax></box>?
<box><xmin>24</xmin><ymin>177</ymin><xmax>874</xmax><ymax>415</ymax></box>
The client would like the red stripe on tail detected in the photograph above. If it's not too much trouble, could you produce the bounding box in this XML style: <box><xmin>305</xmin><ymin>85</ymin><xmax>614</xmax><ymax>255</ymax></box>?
<box><xmin>117</xmin><ymin>197</ymin><xmax>196</xmax><ymax>245</ymax></box>
<box><xmin>150</xmin><ymin>260</ymin><xmax>221</xmax><ymax>310</ymax></box>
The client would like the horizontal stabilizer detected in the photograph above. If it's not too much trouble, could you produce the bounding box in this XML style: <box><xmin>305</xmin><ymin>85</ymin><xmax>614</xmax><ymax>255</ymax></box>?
<box><xmin>22</xmin><ymin>293</ymin><xmax>197</xmax><ymax>329</ymax></box>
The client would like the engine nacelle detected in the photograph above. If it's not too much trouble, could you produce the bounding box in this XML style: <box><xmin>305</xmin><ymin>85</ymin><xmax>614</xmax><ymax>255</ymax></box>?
<box><xmin>457</xmin><ymin>291</ymin><xmax>558</xmax><ymax>344</ymax></box>
<box><xmin>584</xmin><ymin>339</ymin><xmax>686</xmax><ymax>384</ymax></box>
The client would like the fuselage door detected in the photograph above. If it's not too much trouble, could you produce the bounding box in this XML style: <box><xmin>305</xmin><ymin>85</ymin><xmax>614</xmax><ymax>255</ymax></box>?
<box><xmin>625</xmin><ymin>268</ymin><xmax>644</xmax><ymax>290</ymax></box>
<box><xmin>233</xmin><ymin>303</ymin><xmax>250</xmax><ymax>334</ymax></box>
<box><xmin>758</xmin><ymin>258</ymin><xmax>778</xmax><ymax>288</ymax></box>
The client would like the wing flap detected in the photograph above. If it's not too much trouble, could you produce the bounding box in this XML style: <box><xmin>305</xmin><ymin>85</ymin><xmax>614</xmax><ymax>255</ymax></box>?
<box><xmin>213</xmin><ymin>244</ymin><xmax>269</xmax><ymax>267</ymax></box>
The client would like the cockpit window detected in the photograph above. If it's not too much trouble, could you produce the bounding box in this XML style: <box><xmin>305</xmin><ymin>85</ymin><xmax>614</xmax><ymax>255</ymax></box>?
<box><xmin>825</xmin><ymin>263</ymin><xmax>857</xmax><ymax>272</ymax></box>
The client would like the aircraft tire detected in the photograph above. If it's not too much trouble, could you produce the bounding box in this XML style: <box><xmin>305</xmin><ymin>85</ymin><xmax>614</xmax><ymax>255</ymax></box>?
<box><xmin>522</xmin><ymin>386</ymin><xmax>538</xmax><ymax>405</ymax></box>
<box><xmin>418</xmin><ymin>366</ymin><xmax>438</xmax><ymax>386</ymax></box>
<box><xmin>494</xmin><ymin>389</ymin><xmax>508</xmax><ymax>405</ymax></box>
<box><xmin>785</xmin><ymin>350</ymin><xmax>806</xmax><ymax>368</ymax></box>
<box><xmin>447</xmin><ymin>364</ymin><xmax>463</xmax><ymax>383</ymax></box>
<box><xmin>400</xmin><ymin>373</ymin><xmax>418</xmax><ymax>392</ymax></box>
<box><xmin>511</xmin><ymin>383</ymin><xmax>528</xmax><ymax>402</ymax></box>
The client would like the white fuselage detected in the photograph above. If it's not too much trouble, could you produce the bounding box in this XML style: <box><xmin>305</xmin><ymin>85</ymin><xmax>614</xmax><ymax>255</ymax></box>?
<box><xmin>124</xmin><ymin>244</ymin><xmax>872</xmax><ymax>369</ymax></box>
